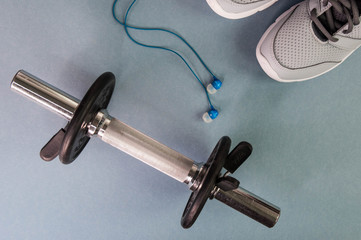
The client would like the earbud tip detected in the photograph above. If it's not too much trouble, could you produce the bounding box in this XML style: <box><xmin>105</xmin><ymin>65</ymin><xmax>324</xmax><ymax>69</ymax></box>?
<box><xmin>207</xmin><ymin>84</ymin><xmax>217</xmax><ymax>94</ymax></box>
<box><xmin>202</xmin><ymin>112</ymin><xmax>213</xmax><ymax>123</ymax></box>
<box><xmin>202</xmin><ymin>109</ymin><xmax>219</xmax><ymax>123</ymax></box>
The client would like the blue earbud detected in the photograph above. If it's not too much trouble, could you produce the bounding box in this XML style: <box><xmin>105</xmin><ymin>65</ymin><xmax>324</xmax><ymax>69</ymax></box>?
<box><xmin>207</xmin><ymin>77</ymin><xmax>222</xmax><ymax>94</ymax></box>
<box><xmin>202</xmin><ymin>108</ymin><xmax>219</xmax><ymax>123</ymax></box>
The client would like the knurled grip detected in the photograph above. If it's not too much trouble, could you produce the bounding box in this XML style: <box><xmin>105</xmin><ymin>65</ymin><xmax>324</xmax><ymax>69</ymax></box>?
<box><xmin>101</xmin><ymin>118</ymin><xmax>196</xmax><ymax>183</ymax></box>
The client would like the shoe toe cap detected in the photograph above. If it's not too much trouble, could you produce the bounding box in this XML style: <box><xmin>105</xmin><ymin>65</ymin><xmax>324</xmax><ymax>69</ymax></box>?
<box><xmin>256</xmin><ymin>2</ymin><xmax>346</xmax><ymax>82</ymax></box>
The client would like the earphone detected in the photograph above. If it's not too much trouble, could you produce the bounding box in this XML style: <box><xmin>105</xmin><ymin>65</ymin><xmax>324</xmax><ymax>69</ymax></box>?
<box><xmin>202</xmin><ymin>108</ymin><xmax>219</xmax><ymax>123</ymax></box>
<box><xmin>207</xmin><ymin>77</ymin><xmax>223</xmax><ymax>94</ymax></box>
<box><xmin>112</xmin><ymin>0</ymin><xmax>222</xmax><ymax>122</ymax></box>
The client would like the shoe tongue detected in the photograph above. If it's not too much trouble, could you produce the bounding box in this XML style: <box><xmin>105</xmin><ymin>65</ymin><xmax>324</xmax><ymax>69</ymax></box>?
<box><xmin>311</xmin><ymin>0</ymin><xmax>360</xmax><ymax>41</ymax></box>
<box><xmin>331</xmin><ymin>1</ymin><xmax>361</xmax><ymax>22</ymax></box>
<box><xmin>331</xmin><ymin>5</ymin><xmax>348</xmax><ymax>23</ymax></box>
<box><xmin>308</xmin><ymin>0</ymin><xmax>328</xmax><ymax>13</ymax></box>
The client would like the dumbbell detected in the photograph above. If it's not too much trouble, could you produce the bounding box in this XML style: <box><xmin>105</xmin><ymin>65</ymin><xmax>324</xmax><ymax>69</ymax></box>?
<box><xmin>11</xmin><ymin>70</ymin><xmax>280</xmax><ymax>229</ymax></box>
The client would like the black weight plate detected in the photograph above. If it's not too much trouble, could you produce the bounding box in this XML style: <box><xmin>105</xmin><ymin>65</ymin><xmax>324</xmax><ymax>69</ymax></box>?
<box><xmin>59</xmin><ymin>72</ymin><xmax>115</xmax><ymax>164</ymax></box>
<box><xmin>181</xmin><ymin>136</ymin><xmax>231</xmax><ymax>228</ymax></box>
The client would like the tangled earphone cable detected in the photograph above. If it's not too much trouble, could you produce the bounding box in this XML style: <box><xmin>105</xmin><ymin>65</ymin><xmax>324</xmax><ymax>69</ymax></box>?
<box><xmin>112</xmin><ymin>0</ymin><xmax>222</xmax><ymax>122</ymax></box>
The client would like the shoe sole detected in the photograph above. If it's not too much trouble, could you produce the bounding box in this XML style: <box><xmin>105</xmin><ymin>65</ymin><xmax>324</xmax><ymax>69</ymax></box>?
<box><xmin>206</xmin><ymin>0</ymin><xmax>278</xmax><ymax>19</ymax></box>
<box><xmin>256</xmin><ymin>2</ymin><xmax>361</xmax><ymax>82</ymax></box>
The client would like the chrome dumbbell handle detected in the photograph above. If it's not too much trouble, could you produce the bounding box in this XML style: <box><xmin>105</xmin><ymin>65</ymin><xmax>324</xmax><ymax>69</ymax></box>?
<box><xmin>100</xmin><ymin>117</ymin><xmax>198</xmax><ymax>183</ymax></box>
<box><xmin>11</xmin><ymin>70</ymin><xmax>78</xmax><ymax>121</ymax></box>
<box><xmin>11</xmin><ymin>70</ymin><xmax>280</xmax><ymax>228</ymax></box>
<box><xmin>214</xmin><ymin>186</ymin><xmax>280</xmax><ymax>228</ymax></box>
<box><xmin>11</xmin><ymin>70</ymin><xmax>197</xmax><ymax>183</ymax></box>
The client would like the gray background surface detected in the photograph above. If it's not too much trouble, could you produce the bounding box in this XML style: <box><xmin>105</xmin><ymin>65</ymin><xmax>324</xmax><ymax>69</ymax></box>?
<box><xmin>1</xmin><ymin>0</ymin><xmax>361</xmax><ymax>239</ymax></box>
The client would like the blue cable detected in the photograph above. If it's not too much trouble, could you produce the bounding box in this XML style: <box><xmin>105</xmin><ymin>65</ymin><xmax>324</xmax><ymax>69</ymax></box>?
<box><xmin>112</xmin><ymin>0</ymin><xmax>216</xmax><ymax>110</ymax></box>
<box><xmin>112</xmin><ymin>0</ymin><xmax>217</xmax><ymax>79</ymax></box>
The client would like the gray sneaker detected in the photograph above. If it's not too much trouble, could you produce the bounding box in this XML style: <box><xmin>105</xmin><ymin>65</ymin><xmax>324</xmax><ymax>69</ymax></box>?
<box><xmin>256</xmin><ymin>0</ymin><xmax>361</xmax><ymax>82</ymax></box>
<box><xmin>206</xmin><ymin>0</ymin><xmax>278</xmax><ymax>19</ymax></box>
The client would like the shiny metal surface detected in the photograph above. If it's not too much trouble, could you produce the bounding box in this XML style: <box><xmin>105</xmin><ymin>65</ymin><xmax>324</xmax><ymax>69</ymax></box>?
<box><xmin>11</xmin><ymin>70</ymin><xmax>79</xmax><ymax>121</ymax></box>
<box><xmin>87</xmin><ymin>110</ymin><xmax>112</xmax><ymax>138</ymax></box>
<box><xmin>101</xmin><ymin>118</ymin><xmax>196</xmax><ymax>183</ymax></box>
<box><xmin>11</xmin><ymin>70</ymin><xmax>196</xmax><ymax>183</ymax></box>
<box><xmin>184</xmin><ymin>164</ymin><xmax>199</xmax><ymax>186</ymax></box>
<box><xmin>10</xmin><ymin>70</ymin><xmax>280</xmax><ymax>227</ymax></box>
<box><xmin>213</xmin><ymin>186</ymin><xmax>280</xmax><ymax>228</ymax></box>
